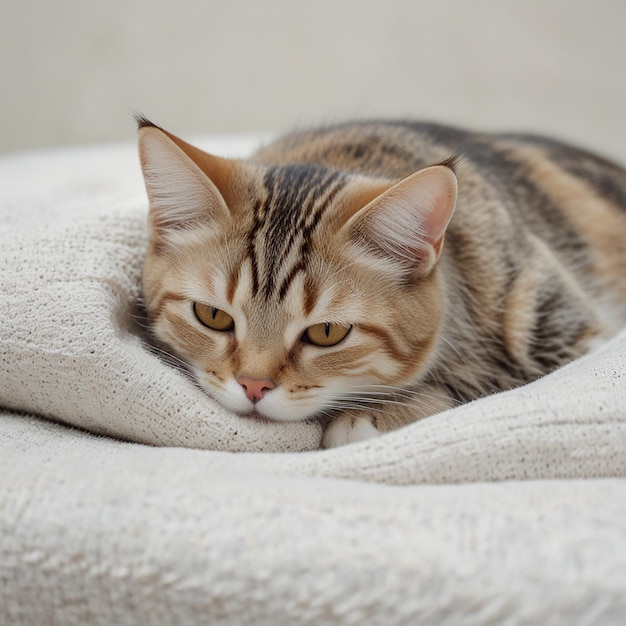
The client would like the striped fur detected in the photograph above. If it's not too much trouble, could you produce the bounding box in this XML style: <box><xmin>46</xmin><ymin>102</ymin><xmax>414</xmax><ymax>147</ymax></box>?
<box><xmin>138</xmin><ymin>119</ymin><xmax>626</xmax><ymax>448</ymax></box>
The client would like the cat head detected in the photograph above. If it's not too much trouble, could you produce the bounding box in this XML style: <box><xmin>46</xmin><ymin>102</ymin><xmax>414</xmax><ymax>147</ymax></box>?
<box><xmin>138</xmin><ymin>119</ymin><xmax>457</xmax><ymax>422</ymax></box>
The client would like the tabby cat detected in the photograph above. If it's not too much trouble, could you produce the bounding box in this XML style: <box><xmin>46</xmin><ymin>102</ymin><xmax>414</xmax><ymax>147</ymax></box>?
<box><xmin>137</xmin><ymin>117</ymin><xmax>626</xmax><ymax>448</ymax></box>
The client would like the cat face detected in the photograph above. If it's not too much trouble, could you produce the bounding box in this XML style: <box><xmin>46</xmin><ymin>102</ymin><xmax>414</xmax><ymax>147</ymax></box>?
<box><xmin>139</xmin><ymin>122</ymin><xmax>457</xmax><ymax>422</ymax></box>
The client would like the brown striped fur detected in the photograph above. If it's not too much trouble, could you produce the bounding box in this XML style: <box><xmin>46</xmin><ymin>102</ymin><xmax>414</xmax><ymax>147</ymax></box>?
<box><xmin>138</xmin><ymin>118</ymin><xmax>626</xmax><ymax>448</ymax></box>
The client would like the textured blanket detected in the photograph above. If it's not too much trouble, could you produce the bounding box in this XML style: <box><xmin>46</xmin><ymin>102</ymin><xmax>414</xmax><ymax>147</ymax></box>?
<box><xmin>1</xmin><ymin>139</ymin><xmax>625</xmax><ymax>625</ymax></box>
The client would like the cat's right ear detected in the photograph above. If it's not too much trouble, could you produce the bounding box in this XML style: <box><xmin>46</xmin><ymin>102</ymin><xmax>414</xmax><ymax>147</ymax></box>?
<box><xmin>137</xmin><ymin>122</ymin><xmax>233</xmax><ymax>242</ymax></box>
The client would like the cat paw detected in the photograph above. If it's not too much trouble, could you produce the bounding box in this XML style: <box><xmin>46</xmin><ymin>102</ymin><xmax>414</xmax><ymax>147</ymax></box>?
<box><xmin>322</xmin><ymin>414</ymin><xmax>382</xmax><ymax>449</ymax></box>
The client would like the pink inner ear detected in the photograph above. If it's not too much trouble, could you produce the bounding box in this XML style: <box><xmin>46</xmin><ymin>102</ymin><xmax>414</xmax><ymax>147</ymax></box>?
<box><xmin>138</xmin><ymin>127</ymin><xmax>232</xmax><ymax>234</ymax></box>
<box><xmin>415</xmin><ymin>166</ymin><xmax>459</xmax><ymax>246</ymax></box>
<box><xmin>347</xmin><ymin>164</ymin><xmax>458</xmax><ymax>273</ymax></box>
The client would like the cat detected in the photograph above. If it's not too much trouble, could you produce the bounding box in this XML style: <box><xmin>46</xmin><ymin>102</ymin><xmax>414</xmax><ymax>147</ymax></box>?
<box><xmin>137</xmin><ymin>116</ymin><xmax>626</xmax><ymax>448</ymax></box>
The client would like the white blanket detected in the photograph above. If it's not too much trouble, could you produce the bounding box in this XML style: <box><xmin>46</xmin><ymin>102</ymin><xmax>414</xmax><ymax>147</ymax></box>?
<box><xmin>1</xmin><ymin>138</ymin><xmax>625</xmax><ymax>625</ymax></box>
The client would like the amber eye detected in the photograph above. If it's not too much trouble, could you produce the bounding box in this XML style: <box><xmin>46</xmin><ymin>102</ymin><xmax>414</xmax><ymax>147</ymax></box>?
<box><xmin>303</xmin><ymin>322</ymin><xmax>352</xmax><ymax>347</ymax></box>
<box><xmin>193</xmin><ymin>302</ymin><xmax>235</xmax><ymax>332</ymax></box>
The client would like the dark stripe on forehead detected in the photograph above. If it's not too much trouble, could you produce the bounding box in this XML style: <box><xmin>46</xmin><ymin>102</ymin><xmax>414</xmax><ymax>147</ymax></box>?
<box><xmin>275</xmin><ymin>176</ymin><xmax>347</xmax><ymax>300</ymax></box>
<box><xmin>303</xmin><ymin>275</ymin><xmax>319</xmax><ymax>317</ymax></box>
<box><xmin>250</xmin><ymin>164</ymin><xmax>347</xmax><ymax>300</ymax></box>
<box><xmin>278</xmin><ymin>260</ymin><xmax>306</xmax><ymax>300</ymax></box>
<box><xmin>264</xmin><ymin>164</ymin><xmax>344</xmax><ymax>260</ymax></box>
<box><xmin>247</xmin><ymin>197</ymin><xmax>266</xmax><ymax>297</ymax></box>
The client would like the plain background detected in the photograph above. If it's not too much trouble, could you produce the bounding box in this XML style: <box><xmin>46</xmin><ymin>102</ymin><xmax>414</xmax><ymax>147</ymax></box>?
<box><xmin>1</xmin><ymin>0</ymin><xmax>625</xmax><ymax>162</ymax></box>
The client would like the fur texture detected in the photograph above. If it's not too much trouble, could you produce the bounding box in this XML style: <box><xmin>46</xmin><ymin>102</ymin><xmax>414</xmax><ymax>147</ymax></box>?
<box><xmin>138</xmin><ymin>119</ymin><xmax>626</xmax><ymax>448</ymax></box>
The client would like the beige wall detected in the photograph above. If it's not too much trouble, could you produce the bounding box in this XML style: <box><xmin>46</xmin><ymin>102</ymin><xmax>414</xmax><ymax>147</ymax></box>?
<box><xmin>2</xmin><ymin>0</ymin><xmax>626</xmax><ymax>162</ymax></box>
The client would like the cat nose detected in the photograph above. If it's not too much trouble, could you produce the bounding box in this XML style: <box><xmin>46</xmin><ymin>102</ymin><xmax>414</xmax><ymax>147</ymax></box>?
<box><xmin>237</xmin><ymin>377</ymin><xmax>276</xmax><ymax>403</ymax></box>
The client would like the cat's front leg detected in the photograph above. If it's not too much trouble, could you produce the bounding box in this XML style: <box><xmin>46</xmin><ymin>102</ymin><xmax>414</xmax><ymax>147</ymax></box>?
<box><xmin>322</xmin><ymin>385</ymin><xmax>454</xmax><ymax>448</ymax></box>
<box><xmin>322</xmin><ymin>413</ymin><xmax>382</xmax><ymax>448</ymax></box>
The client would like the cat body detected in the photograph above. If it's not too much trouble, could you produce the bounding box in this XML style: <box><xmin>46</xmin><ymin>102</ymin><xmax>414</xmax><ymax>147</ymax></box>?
<box><xmin>138</xmin><ymin>118</ymin><xmax>626</xmax><ymax>447</ymax></box>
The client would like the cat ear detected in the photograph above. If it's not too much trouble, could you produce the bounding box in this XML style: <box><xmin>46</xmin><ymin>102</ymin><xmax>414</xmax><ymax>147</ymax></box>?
<box><xmin>345</xmin><ymin>164</ymin><xmax>458</xmax><ymax>277</ymax></box>
<box><xmin>137</xmin><ymin>121</ymin><xmax>235</xmax><ymax>241</ymax></box>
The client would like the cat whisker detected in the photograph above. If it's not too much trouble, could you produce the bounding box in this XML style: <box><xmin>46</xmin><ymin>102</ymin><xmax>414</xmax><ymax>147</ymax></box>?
<box><xmin>334</xmin><ymin>392</ymin><xmax>444</xmax><ymax>414</ymax></box>
<box><xmin>130</xmin><ymin>315</ymin><xmax>152</xmax><ymax>331</ymax></box>
<box><xmin>323</xmin><ymin>401</ymin><xmax>397</xmax><ymax>417</ymax></box>
<box><xmin>145</xmin><ymin>343</ymin><xmax>193</xmax><ymax>373</ymax></box>
<box><xmin>345</xmin><ymin>384</ymin><xmax>462</xmax><ymax>407</ymax></box>
<box><xmin>439</xmin><ymin>336</ymin><xmax>464</xmax><ymax>360</ymax></box>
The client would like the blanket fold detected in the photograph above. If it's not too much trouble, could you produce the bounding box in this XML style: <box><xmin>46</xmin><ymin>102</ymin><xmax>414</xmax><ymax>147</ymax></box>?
<box><xmin>1</xmin><ymin>140</ymin><xmax>625</xmax><ymax>625</ymax></box>
<box><xmin>1</xmin><ymin>412</ymin><xmax>626</xmax><ymax>626</ymax></box>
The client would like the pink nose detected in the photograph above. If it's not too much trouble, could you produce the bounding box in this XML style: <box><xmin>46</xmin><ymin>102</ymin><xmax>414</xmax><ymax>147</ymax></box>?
<box><xmin>237</xmin><ymin>377</ymin><xmax>276</xmax><ymax>403</ymax></box>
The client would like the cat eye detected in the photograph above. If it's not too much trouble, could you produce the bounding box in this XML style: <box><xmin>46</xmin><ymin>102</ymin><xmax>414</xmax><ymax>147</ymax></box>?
<box><xmin>193</xmin><ymin>302</ymin><xmax>235</xmax><ymax>332</ymax></box>
<box><xmin>302</xmin><ymin>322</ymin><xmax>352</xmax><ymax>347</ymax></box>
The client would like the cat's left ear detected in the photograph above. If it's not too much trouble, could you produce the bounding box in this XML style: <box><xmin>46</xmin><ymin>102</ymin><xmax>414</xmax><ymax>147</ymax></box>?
<box><xmin>345</xmin><ymin>163</ymin><xmax>458</xmax><ymax>277</ymax></box>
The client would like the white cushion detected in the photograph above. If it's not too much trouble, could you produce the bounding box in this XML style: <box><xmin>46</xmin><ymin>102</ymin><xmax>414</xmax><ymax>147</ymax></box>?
<box><xmin>1</xmin><ymin>140</ymin><xmax>625</xmax><ymax>624</ymax></box>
